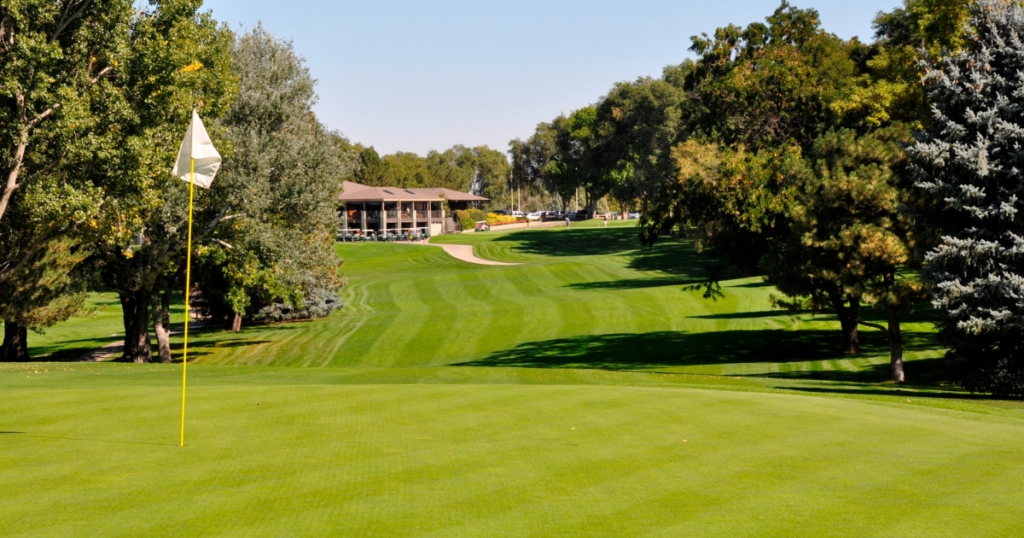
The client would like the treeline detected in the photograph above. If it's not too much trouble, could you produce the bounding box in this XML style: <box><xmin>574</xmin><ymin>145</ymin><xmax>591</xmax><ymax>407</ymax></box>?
<box><xmin>344</xmin><ymin>144</ymin><xmax>519</xmax><ymax>209</ymax></box>
<box><xmin>514</xmin><ymin>0</ymin><xmax>1024</xmax><ymax>396</ymax></box>
<box><xmin>0</xmin><ymin>1</ymin><xmax>353</xmax><ymax>362</ymax></box>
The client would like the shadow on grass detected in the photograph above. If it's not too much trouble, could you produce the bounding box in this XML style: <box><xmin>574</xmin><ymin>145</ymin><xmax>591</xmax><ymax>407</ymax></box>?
<box><xmin>568</xmin><ymin>277</ymin><xmax>704</xmax><ymax>290</ymax></box>
<box><xmin>162</xmin><ymin>338</ymin><xmax>273</xmax><ymax>362</ymax></box>
<box><xmin>690</xmin><ymin>310</ymin><xmax>795</xmax><ymax>320</ymax></box>
<box><xmin>501</xmin><ymin>227</ymin><xmax>746</xmax><ymax>291</ymax></box>
<box><xmin>496</xmin><ymin>227</ymin><xmax>644</xmax><ymax>258</ymax></box>
<box><xmin>781</xmin><ymin>386</ymin><xmax>1000</xmax><ymax>401</ymax></box>
<box><xmin>31</xmin><ymin>342</ymin><xmax>121</xmax><ymax>363</ymax></box>
<box><xmin>455</xmin><ymin>328</ymin><xmax>946</xmax><ymax>384</ymax></box>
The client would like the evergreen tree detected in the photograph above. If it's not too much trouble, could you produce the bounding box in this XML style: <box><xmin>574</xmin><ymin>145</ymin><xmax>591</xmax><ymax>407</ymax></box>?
<box><xmin>769</xmin><ymin>127</ymin><xmax>928</xmax><ymax>380</ymax></box>
<box><xmin>909</xmin><ymin>0</ymin><xmax>1024</xmax><ymax>396</ymax></box>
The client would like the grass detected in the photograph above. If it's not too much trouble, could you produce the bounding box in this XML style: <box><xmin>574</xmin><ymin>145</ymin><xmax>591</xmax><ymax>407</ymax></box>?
<box><xmin>165</xmin><ymin>223</ymin><xmax>944</xmax><ymax>387</ymax></box>
<box><xmin>3</xmin><ymin>364</ymin><xmax>1024</xmax><ymax>537</ymax></box>
<box><xmin>5</xmin><ymin>292</ymin><xmax>187</xmax><ymax>362</ymax></box>
<box><xmin>5</xmin><ymin>221</ymin><xmax>1024</xmax><ymax>536</ymax></box>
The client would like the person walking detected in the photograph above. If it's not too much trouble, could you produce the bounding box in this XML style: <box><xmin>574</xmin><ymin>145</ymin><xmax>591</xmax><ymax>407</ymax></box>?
<box><xmin>603</xmin><ymin>215</ymin><xmax>608</xmax><ymax>228</ymax></box>
<box><xmin>565</xmin><ymin>215</ymin><xmax>571</xmax><ymax>229</ymax></box>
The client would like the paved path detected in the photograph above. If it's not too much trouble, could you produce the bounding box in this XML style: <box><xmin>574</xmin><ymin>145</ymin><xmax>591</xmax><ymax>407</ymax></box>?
<box><xmin>424</xmin><ymin>243</ymin><xmax>521</xmax><ymax>266</ymax></box>
<box><xmin>77</xmin><ymin>340</ymin><xmax>126</xmax><ymax>362</ymax></box>
<box><xmin>76</xmin><ymin>321</ymin><xmax>204</xmax><ymax>362</ymax></box>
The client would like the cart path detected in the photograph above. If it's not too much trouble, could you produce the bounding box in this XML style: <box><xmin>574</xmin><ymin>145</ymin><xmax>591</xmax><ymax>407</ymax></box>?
<box><xmin>426</xmin><ymin>243</ymin><xmax>521</xmax><ymax>266</ymax></box>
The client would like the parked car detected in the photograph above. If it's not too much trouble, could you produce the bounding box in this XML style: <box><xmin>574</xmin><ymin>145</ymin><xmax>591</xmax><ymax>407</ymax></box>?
<box><xmin>511</xmin><ymin>211</ymin><xmax>526</xmax><ymax>218</ymax></box>
<box><xmin>491</xmin><ymin>210</ymin><xmax>512</xmax><ymax>216</ymax></box>
<box><xmin>570</xmin><ymin>210</ymin><xmax>588</xmax><ymax>220</ymax></box>
<box><xmin>628</xmin><ymin>212</ymin><xmax>640</xmax><ymax>219</ymax></box>
<box><xmin>526</xmin><ymin>211</ymin><xmax>543</xmax><ymax>221</ymax></box>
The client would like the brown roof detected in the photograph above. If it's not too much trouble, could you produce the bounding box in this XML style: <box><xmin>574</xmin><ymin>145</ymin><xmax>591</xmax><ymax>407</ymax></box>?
<box><xmin>338</xmin><ymin>181</ymin><xmax>488</xmax><ymax>203</ymax></box>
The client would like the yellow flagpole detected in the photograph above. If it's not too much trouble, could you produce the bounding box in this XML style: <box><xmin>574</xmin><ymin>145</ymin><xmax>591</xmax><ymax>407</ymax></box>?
<box><xmin>180</xmin><ymin>154</ymin><xmax>195</xmax><ymax>447</ymax></box>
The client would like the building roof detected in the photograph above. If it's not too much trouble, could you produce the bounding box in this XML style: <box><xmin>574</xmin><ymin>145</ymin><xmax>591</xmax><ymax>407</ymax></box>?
<box><xmin>339</xmin><ymin>181</ymin><xmax>488</xmax><ymax>203</ymax></box>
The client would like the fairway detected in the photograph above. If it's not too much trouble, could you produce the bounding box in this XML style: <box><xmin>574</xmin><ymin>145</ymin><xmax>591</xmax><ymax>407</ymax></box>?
<box><xmin>5</xmin><ymin>223</ymin><xmax>1024</xmax><ymax>537</ymax></box>
<box><xmin>174</xmin><ymin>222</ymin><xmax>943</xmax><ymax>383</ymax></box>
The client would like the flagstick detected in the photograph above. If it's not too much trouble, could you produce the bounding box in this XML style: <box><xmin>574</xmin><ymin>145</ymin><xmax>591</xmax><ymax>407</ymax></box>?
<box><xmin>180</xmin><ymin>156</ymin><xmax>195</xmax><ymax>447</ymax></box>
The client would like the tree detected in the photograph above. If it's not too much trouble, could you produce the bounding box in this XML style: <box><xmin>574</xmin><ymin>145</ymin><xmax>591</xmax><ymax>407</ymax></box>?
<box><xmin>353</xmin><ymin>146</ymin><xmax>391</xmax><ymax>186</ymax></box>
<box><xmin>768</xmin><ymin>127</ymin><xmax>927</xmax><ymax>380</ymax></box>
<box><xmin>833</xmin><ymin>0</ymin><xmax>971</xmax><ymax>131</ymax></box>
<box><xmin>0</xmin><ymin>238</ymin><xmax>87</xmax><ymax>361</ymax></box>
<box><xmin>908</xmin><ymin>0</ymin><xmax>1024</xmax><ymax>396</ymax></box>
<box><xmin>592</xmin><ymin>72</ymin><xmax>688</xmax><ymax>214</ymax></box>
<box><xmin>0</xmin><ymin>0</ymin><xmax>134</xmax><ymax>343</ymax></box>
<box><xmin>684</xmin><ymin>2</ymin><xmax>857</xmax><ymax>151</ymax></box>
<box><xmin>424</xmin><ymin>145</ymin><xmax>475</xmax><ymax>192</ymax></box>
<box><xmin>516</xmin><ymin>108</ymin><xmax>606</xmax><ymax>215</ymax></box>
<box><xmin>0</xmin><ymin>0</ymin><xmax>132</xmax><ymax>239</ymax></box>
<box><xmin>382</xmin><ymin>151</ymin><xmax>428</xmax><ymax>187</ymax></box>
<box><xmin>187</xmin><ymin>24</ymin><xmax>348</xmax><ymax>341</ymax></box>
<box><xmin>93</xmin><ymin>0</ymin><xmax>237</xmax><ymax>363</ymax></box>
<box><xmin>471</xmin><ymin>145</ymin><xmax>510</xmax><ymax>205</ymax></box>
<box><xmin>641</xmin><ymin>3</ymin><xmax>926</xmax><ymax>357</ymax></box>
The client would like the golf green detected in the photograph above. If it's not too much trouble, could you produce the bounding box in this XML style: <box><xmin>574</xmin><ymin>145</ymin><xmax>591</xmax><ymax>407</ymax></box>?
<box><xmin>2</xmin><ymin>364</ymin><xmax>1023</xmax><ymax>537</ymax></box>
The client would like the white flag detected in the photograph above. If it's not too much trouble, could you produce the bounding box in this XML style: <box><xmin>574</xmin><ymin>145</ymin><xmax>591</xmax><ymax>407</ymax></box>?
<box><xmin>171</xmin><ymin>109</ymin><xmax>221</xmax><ymax>189</ymax></box>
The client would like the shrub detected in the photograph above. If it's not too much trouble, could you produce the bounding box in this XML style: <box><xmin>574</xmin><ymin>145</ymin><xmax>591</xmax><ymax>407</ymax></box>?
<box><xmin>487</xmin><ymin>213</ymin><xmax>522</xmax><ymax>225</ymax></box>
<box><xmin>254</xmin><ymin>284</ymin><xmax>343</xmax><ymax>322</ymax></box>
<box><xmin>467</xmin><ymin>208</ymin><xmax>487</xmax><ymax>222</ymax></box>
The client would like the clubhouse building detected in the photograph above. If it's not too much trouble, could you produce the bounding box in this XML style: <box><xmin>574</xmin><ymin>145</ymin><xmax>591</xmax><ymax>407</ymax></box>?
<box><xmin>339</xmin><ymin>181</ymin><xmax>488</xmax><ymax>236</ymax></box>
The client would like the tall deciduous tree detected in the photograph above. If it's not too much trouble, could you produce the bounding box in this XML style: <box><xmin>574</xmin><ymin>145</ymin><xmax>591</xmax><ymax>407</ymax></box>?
<box><xmin>353</xmin><ymin>146</ymin><xmax>390</xmax><ymax>186</ymax></box>
<box><xmin>425</xmin><ymin>145</ymin><xmax>475</xmax><ymax>192</ymax></box>
<box><xmin>471</xmin><ymin>145</ymin><xmax>510</xmax><ymax>205</ymax></box>
<box><xmin>187</xmin><ymin>24</ymin><xmax>348</xmax><ymax>344</ymax></box>
<box><xmin>0</xmin><ymin>0</ymin><xmax>131</xmax><ymax>234</ymax></box>
<box><xmin>909</xmin><ymin>0</ymin><xmax>1024</xmax><ymax>396</ymax></box>
<box><xmin>1</xmin><ymin>1</ymin><xmax>134</xmax><ymax>356</ymax></box>
<box><xmin>94</xmin><ymin>0</ymin><xmax>236</xmax><ymax>363</ymax></box>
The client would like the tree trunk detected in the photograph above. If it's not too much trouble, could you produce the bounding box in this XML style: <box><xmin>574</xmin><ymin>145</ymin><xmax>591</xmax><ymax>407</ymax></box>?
<box><xmin>152</xmin><ymin>280</ymin><xmax>173</xmax><ymax>363</ymax></box>
<box><xmin>831</xmin><ymin>293</ymin><xmax>861</xmax><ymax>354</ymax></box>
<box><xmin>1</xmin><ymin>321</ymin><xmax>29</xmax><ymax>362</ymax></box>
<box><xmin>887</xmin><ymin>305</ymin><xmax>905</xmax><ymax>383</ymax></box>
<box><xmin>231</xmin><ymin>312</ymin><xmax>242</xmax><ymax>332</ymax></box>
<box><xmin>120</xmin><ymin>289</ymin><xmax>153</xmax><ymax>363</ymax></box>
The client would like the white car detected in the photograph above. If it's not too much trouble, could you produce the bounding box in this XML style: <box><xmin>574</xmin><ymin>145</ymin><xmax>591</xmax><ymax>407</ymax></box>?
<box><xmin>511</xmin><ymin>211</ymin><xmax>527</xmax><ymax>218</ymax></box>
<box><xmin>526</xmin><ymin>211</ymin><xmax>543</xmax><ymax>221</ymax></box>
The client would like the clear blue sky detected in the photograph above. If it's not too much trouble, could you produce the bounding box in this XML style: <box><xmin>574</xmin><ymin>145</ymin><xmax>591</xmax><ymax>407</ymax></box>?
<box><xmin>201</xmin><ymin>0</ymin><xmax>901</xmax><ymax>156</ymax></box>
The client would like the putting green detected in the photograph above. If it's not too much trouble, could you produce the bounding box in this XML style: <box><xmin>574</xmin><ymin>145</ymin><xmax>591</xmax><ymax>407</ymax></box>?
<box><xmin>2</xmin><ymin>364</ymin><xmax>1023</xmax><ymax>537</ymax></box>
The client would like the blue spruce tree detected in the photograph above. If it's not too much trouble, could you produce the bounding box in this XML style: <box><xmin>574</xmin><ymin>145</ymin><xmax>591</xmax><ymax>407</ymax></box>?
<box><xmin>909</xmin><ymin>0</ymin><xmax>1024</xmax><ymax>397</ymax></box>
